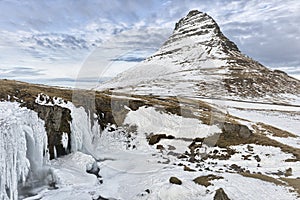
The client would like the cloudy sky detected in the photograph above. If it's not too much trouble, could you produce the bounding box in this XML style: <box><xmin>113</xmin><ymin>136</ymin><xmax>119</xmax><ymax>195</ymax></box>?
<box><xmin>0</xmin><ymin>0</ymin><xmax>299</xmax><ymax>87</ymax></box>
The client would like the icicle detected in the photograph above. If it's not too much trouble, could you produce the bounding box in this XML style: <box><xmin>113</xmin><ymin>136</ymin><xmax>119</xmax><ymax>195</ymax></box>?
<box><xmin>61</xmin><ymin>132</ymin><xmax>69</xmax><ymax>151</ymax></box>
<box><xmin>0</xmin><ymin>102</ymin><xmax>48</xmax><ymax>199</ymax></box>
<box><xmin>53</xmin><ymin>146</ymin><xmax>57</xmax><ymax>159</ymax></box>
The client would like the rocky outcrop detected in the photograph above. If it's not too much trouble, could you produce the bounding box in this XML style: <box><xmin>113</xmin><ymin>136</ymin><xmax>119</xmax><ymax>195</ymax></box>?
<box><xmin>222</xmin><ymin>122</ymin><xmax>252</xmax><ymax>139</ymax></box>
<box><xmin>214</xmin><ymin>188</ymin><xmax>231</xmax><ymax>200</ymax></box>
<box><xmin>23</xmin><ymin>101</ymin><xmax>72</xmax><ymax>159</ymax></box>
<box><xmin>148</xmin><ymin>134</ymin><xmax>175</xmax><ymax>145</ymax></box>
<box><xmin>37</xmin><ymin>105</ymin><xmax>71</xmax><ymax>159</ymax></box>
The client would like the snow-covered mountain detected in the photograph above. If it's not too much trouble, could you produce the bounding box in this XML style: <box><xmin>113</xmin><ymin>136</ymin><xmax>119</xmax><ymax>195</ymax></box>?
<box><xmin>0</xmin><ymin>10</ymin><xmax>300</xmax><ymax>200</ymax></box>
<box><xmin>99</xmin><ymin>10</ymin><xmax>300</xmax><ymax>102</ymax></box>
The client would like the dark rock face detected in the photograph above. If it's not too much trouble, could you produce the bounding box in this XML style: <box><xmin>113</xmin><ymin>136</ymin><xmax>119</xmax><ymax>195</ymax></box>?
<box><xmin>35</xmin><ymin>105</ymin><xmax>72</xmax><ymax>159</ymax></box>
<box><xmin>183</xmin><ymin>165</ymin><xmax>196</xmax><ymax>172</ymax></box>
<box><xmin>214</xmin><ymin>188</ymin><xmax>231</xmax><ymax>200</ymax></box>
<box><xmin>285</xmin><ymin>168</ymin><xmax>293</xmax><ymax>177</ymax></box>
<box><xmin>96</xmin><ymin>195</ymin><xmax>115</xmax><ymax>200</ymax></box>
<box><xmin>95</xmin><ymin>96</ymin><xmax>148</xmax><ymax>129</ymax></box>
<box><xmin>22</xmin><ymin>101</ymin><xmax>72</xmax><ymax>159</ymax></box>
<box><xmin>254</xmin><ymin>155</ymin><xmax>261</xmax><ymax>162</ymax></box>
<box><xmin>230</xmin><ymin>164</ymin><xmax>243</xmax><ymax>173</ymax></box>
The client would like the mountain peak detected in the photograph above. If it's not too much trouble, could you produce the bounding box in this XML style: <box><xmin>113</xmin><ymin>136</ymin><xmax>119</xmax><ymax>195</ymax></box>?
<box><xmin>174</xmin><ymin>10</ymin><xmax>210</xmax><ymax>31</ymax></box>
<box><xmin>187</xmin><ymin>9</ymin><xmax>203</xmax><ymax>16</ymax></box>
<box><xmin>171</xmin><ymin>10</ymin><xmax>239</xmax><ymax>53</ymax></box>
<box><xmin>99</xmin><ymin>10</ymin><xmax>300</xmax><ymax>101</ymax></box>
<box><xmin>144</xmin><ymin>10</ymin><xmax>240</xmax><ymax>66</ymax></box>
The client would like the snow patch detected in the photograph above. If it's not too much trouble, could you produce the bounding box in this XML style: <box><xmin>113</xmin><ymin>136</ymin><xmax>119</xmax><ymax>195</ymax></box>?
<box><xmin>124</xmin><ymin>106</ymin><xmax>221</xmax><ymax>138</ymax></box>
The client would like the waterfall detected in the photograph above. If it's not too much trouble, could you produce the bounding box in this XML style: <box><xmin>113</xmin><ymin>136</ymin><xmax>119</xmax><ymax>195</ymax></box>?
<box><xmin>36</xmin><ymin>94</ymin><xmax>102</xmax><ymax>156</ymax></box>
<box><xmin>0</xmin><ymin>95</ymin><xmax>102</xmax><ymax>199</ymax></box>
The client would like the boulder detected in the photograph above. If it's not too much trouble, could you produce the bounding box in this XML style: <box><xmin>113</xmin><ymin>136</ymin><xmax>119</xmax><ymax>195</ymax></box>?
<box><xmin>214</xmin><ymin>188</ymin><xmax>230</xmax><ymax>200</ymax></box>
<box><xmin>149</xmin><ymin>134</ymin><xmax>167</xmax><ymax>145</ymax></box>
<box><xmin>169</xmin><ymin>177</ymin><xmax>182</xmax><ymax>185</ymax></box>
<box><xmin>222</xmin><ymin>122</ymin><xmax>252</xmax><ymax>138</ymax></box>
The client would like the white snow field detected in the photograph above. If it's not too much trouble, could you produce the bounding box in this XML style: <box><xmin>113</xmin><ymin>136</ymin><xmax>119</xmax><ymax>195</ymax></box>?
<box><xmin>22</xmin><ymin>102</ymin><xmax>299</xmax><ymax>200</ymax></box>
<box><xmin>0</xmin><ymin>96</ymin><xmax>299</xmax><ymax>199</ymax></box>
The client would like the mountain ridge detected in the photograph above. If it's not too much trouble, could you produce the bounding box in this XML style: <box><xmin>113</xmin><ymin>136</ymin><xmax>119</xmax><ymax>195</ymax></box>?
<box><xmin>98</xmin><ymin>10</ymin><xmax>300</xmax><ymax>102</ymax></box>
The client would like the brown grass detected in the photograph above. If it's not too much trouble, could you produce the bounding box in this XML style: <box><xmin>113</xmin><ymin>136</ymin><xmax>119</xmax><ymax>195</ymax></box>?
<box><xmin>280</xmin><ymin>178</ymin><xmax>300</xmax><ymax>196</ymax></box>
<box><xmin>257</xmin><ymin>123</ymin><xmax>298</xmax><ymax>138</ymax></box>
<box><xmin>240</xmin><ymin>172</ymin><xmax>300</xmax><ymax>196</ymax></box>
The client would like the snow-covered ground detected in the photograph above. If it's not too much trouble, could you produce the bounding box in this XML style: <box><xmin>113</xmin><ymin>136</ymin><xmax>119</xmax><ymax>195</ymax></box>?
<box><xmin>24</xmin><ymin>152</ymin><xmax>102</xmax><ymax>200</ymax></box>
<box><xmin>228</xmin><ymin>108</ymin><xmax>300</xmax><ymax>136</ymax></box>
<box><xmin>124</xmin><ymin>106</ymin><xmax>221</xmax><ymax>139</ymax></box>
<box><xmin>1</xmin><ymin>97</ymin><xmax>299</xmax><ymax>199</ymax></box>
<box><xmin>24</xmin><ymin>103</ymin><xmax>299</xmax><ymax>199</ymax></box>
<box><xmin>198</xmin><ymin>97</ymin><xmax>300</xmax><ymax>147</ymax></box>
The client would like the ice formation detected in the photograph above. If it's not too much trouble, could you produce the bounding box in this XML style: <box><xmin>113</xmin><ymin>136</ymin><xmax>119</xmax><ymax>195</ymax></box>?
<box><xmin>0</xmin><ymin>102</ymin><xmax>48</xmax><ymax>199</ymax></box>
<box><xmin>35</xmin><ymin>94</ymin><xmax>102</xmax><ymax>155</ymax></box>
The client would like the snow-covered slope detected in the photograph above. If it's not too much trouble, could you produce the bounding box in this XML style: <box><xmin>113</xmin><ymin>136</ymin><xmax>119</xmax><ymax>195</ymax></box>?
<box><xmin>20</xmin><ymin>104</ymin><xmax>298</xmax><ymax>200</ymax></box>
<box><xmin>98</xmin><ymin>10</ymin><xmax>300</xmax><ymax>102</ymax></box>
<box><xmin>0</xmin><ymin>78</ymin><xmax>299</xmax><ymax>199</ymax></box>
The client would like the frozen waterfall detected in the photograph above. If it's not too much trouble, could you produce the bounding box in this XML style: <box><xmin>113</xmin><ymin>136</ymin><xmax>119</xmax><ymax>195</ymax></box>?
<box><xmin>0</xmin><ymin>102</ymin><xmax>48</xmax><ymax>200</ymax></box>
